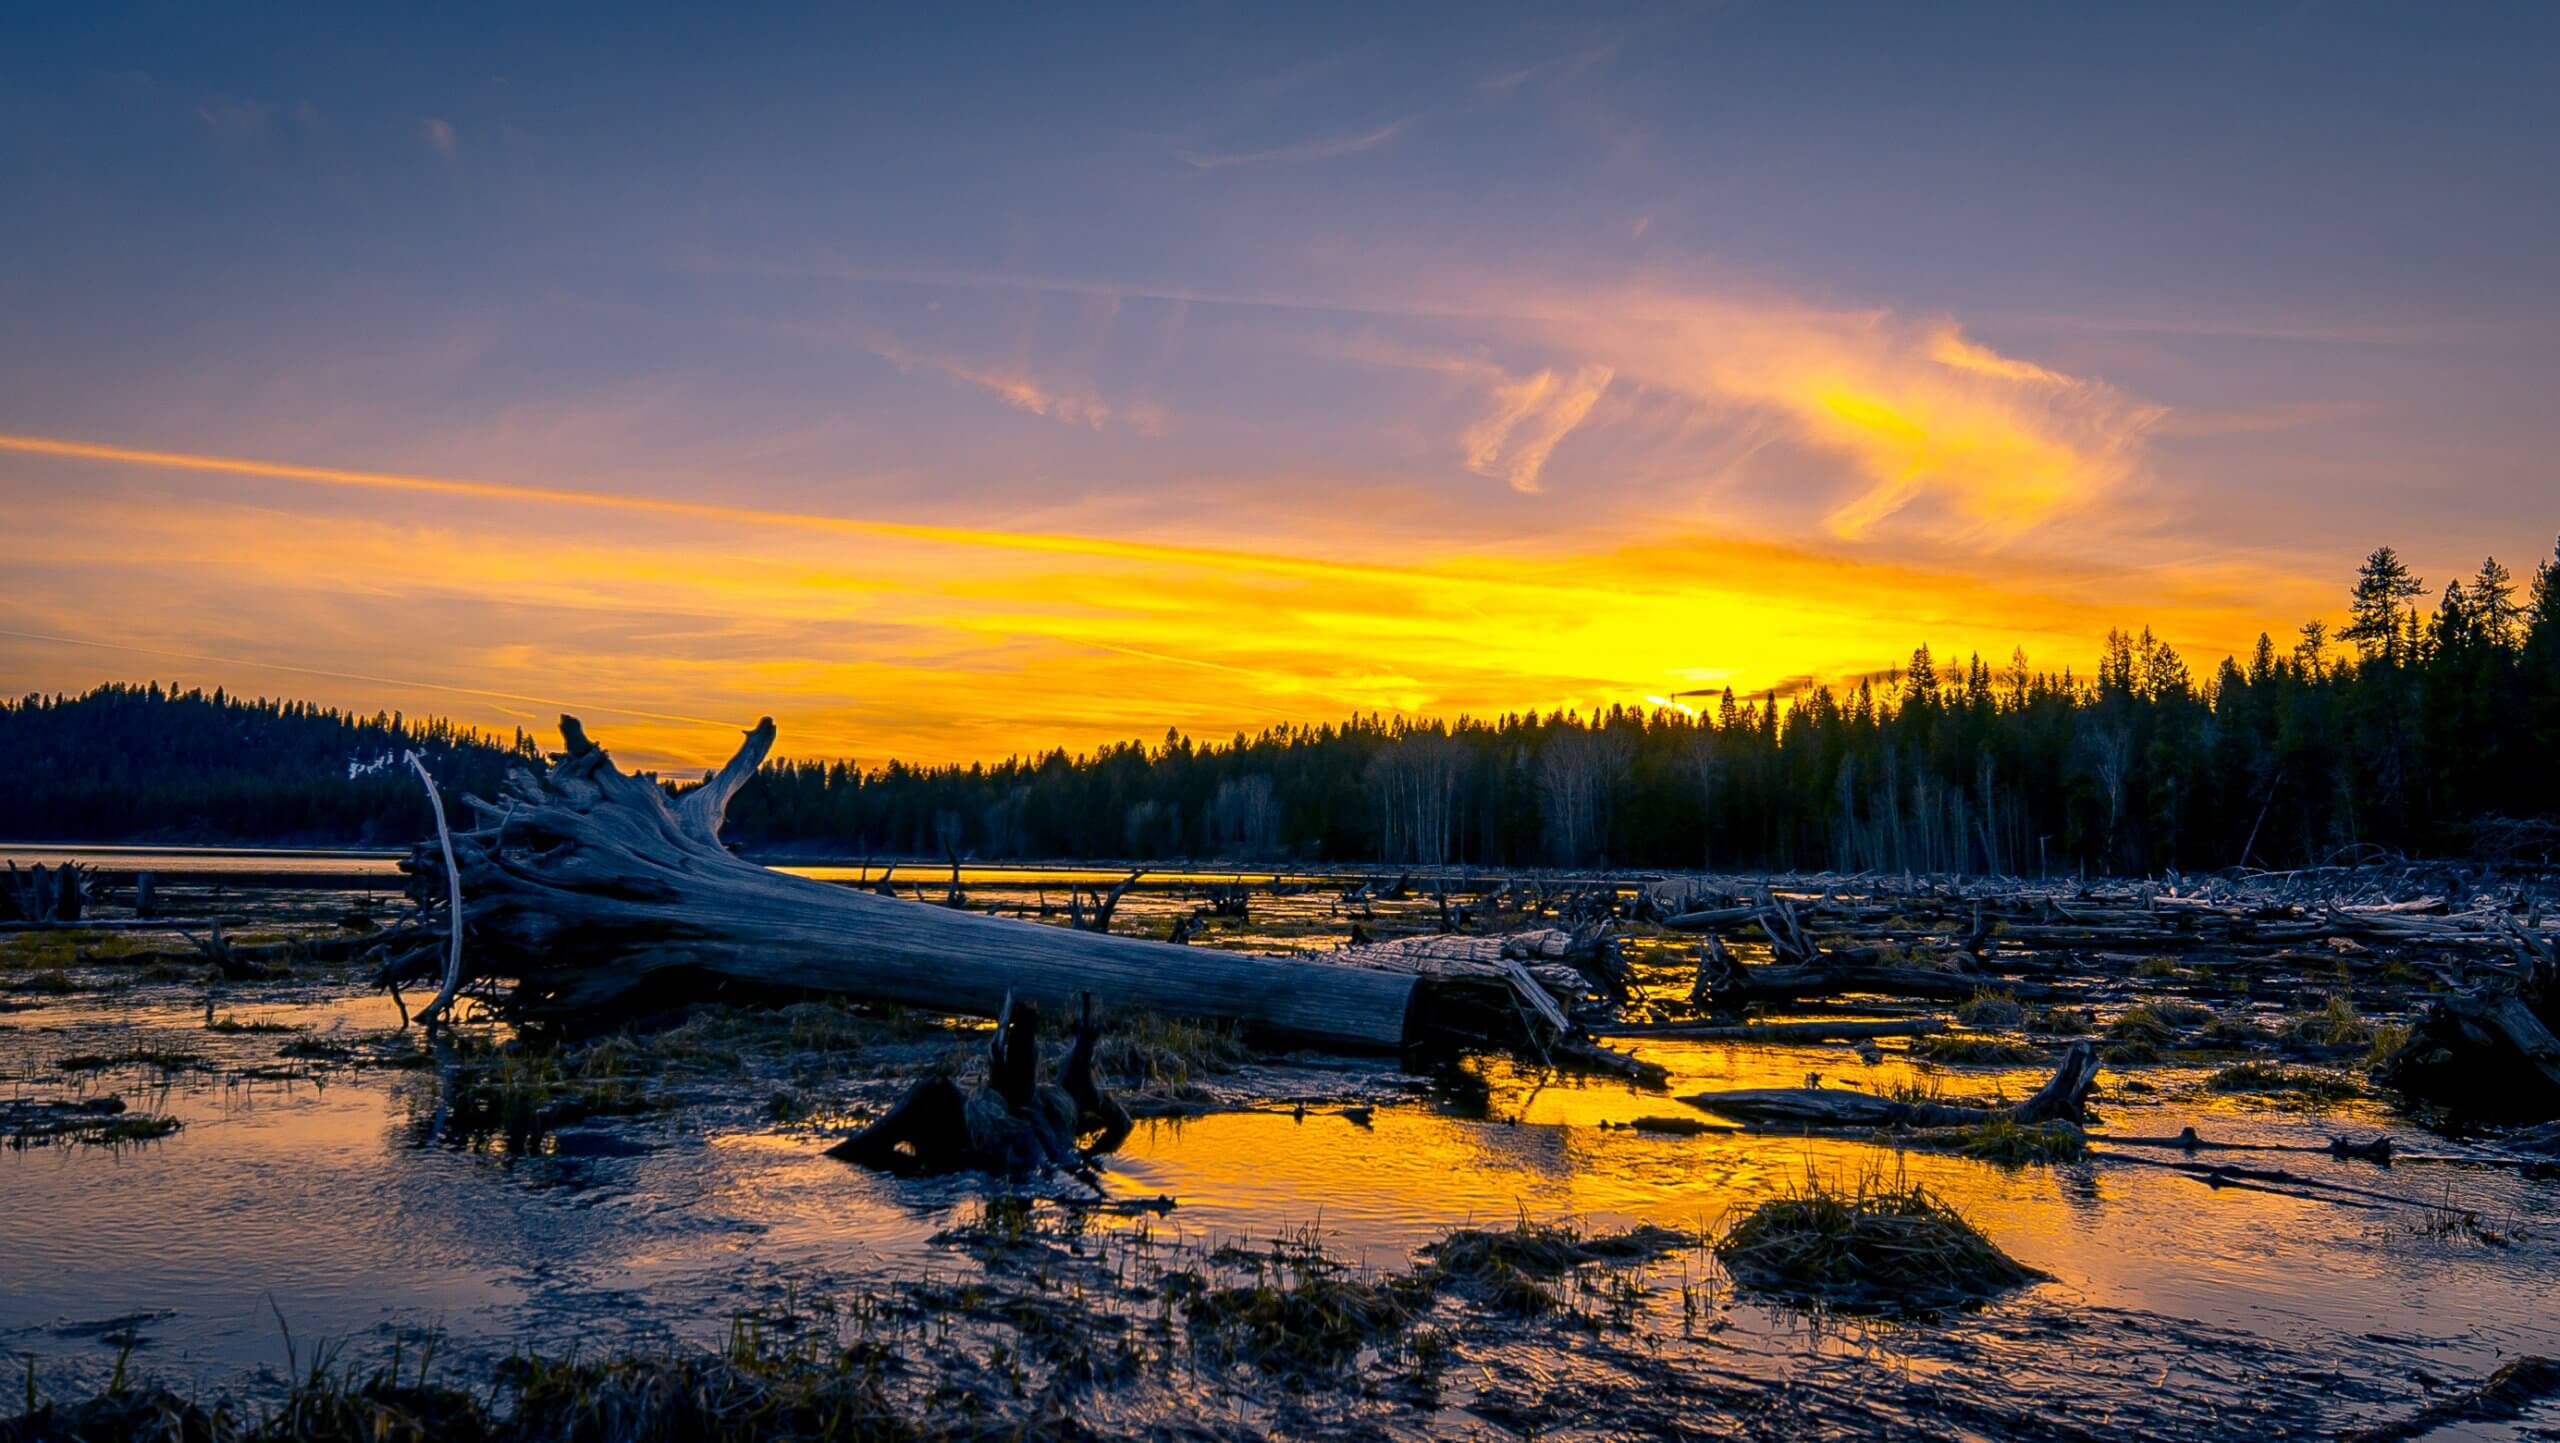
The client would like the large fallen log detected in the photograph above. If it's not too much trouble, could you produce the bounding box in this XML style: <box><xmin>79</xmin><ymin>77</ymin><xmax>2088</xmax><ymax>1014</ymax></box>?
<box><xmin>375</xmin><ymin>717</ymin><xmax>1568</xmax><ymax>1056</ymax></box>
<box><xmin>1680</xmin><ymin>1041</ymin><xmax>2098</xmax><ymax>1130</ymax></box>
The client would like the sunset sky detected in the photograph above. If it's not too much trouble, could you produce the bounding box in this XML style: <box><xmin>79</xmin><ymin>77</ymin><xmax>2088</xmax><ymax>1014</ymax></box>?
<box><xmin>5</xmin><ymin>5</ymin><xmax>2555</xmax><ymax>769</ymax></box>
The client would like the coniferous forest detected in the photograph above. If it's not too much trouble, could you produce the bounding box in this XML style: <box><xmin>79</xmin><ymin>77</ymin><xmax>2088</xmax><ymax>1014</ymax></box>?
<box><xmin>9</xmin><ymin>540</ymin><xmax>2559</xmax><ymax>873</ymax></box>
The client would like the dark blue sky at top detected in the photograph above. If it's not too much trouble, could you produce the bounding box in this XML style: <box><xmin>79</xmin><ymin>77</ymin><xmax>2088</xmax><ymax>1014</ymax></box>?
<box><xmin>12</xmin><ymin>3</ymin><xmax>2554</xmax><ymax>316</ymax></box>
<box><xmin>2</xmin><ymin>2</ymin><xmax>2554</xmax><ymax>547</ymax></box>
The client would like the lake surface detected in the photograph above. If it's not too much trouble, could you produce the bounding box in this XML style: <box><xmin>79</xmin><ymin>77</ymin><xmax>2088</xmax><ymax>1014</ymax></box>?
<box><xmin>4</xmin><ymin>849</ymin><xmax>2557</xmax><ymax>1436</ymax></box>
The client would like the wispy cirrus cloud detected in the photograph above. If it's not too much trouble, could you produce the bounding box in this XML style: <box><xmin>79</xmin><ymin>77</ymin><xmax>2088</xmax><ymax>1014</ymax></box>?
<box><xmin>419</xmin><ymin>116</ymin><xmax>458</xmax><ymax>158</ymax></box>
<box><xmin>855</xmin><ymin>331</ymin><xmax>1123</xmax><ymax>431</ymax></box>
<box><xmin>1308</xmin><ymin>272</ymin><xmax>2153</xmax><ymax>532</ymax></box>
<box><xmin>1176</xmin><ymin>118</ymin><xmax>1410</xmax><ymax>170</ymax></box>
<box><xmin>1461</xmin><ymin>364</ymin><xmax>1614</xmax><ymax>493</ymax></box>
<box><xmin>1455</xmin><ymin>282</ymin><xmax>2163</xmax><ymax>544</ymax></box>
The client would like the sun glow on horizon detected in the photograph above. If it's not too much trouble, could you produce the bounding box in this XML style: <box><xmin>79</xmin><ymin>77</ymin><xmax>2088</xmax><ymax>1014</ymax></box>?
<box><xmin>0</xmin><ymin>429</ymin><xmax>2326</xmax><ymax>770</ymax></box>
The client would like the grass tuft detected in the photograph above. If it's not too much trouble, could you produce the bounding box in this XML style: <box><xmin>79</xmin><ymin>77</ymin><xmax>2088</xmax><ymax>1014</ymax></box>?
<box><xmin>2025</xmin><ymin>1006</ymin><xmax>2094</xmax><ymax>1036</ymax></box>
<box><xmin>1953</xmin><ymin>990</ymin><xmax>2024</xmax><ymax>1028</ymax></box>
<box><xmin>2282</xmin><ymin>994</ymin><xmax>2376</xmax><ymax>1048</ymax></box>
<box><xmin>1939</xmin><ymin>1118</ymin><xmax>2088</xmax><ymax>1165</ymax></box>
<box><xmin>2206</xmin><ymin>1060</ymin><xmax>2364</xmax><ymax>1102</ymax></box>
<box><xmin>1911</xmin><ymin>1033</ymin><xmax>2044</xmax><ymax>1067</ymax></box>
<box><xmin>1714</xmin><ymin>1168</ymin><xmax>2045</xmax><ymax>1311</ymax></box>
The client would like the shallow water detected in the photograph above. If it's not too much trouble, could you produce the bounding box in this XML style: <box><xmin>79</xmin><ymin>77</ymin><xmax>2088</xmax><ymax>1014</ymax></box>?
<box><xmin>4</xmin><ymin>865</ymin><xmax>2559</xmax><ymax>1436</ymax></box>
<box><xmin>5</xmin><ymin>977</ymin><xmax>2555</xmax><ymax>1431</ymax></box>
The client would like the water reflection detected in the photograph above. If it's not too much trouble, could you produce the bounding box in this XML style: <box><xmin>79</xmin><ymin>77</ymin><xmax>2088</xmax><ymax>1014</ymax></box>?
<box><xmin>0</xmin><ymin>962</ymin><xmax>2554</xmax><ymax>1427</ymax></box>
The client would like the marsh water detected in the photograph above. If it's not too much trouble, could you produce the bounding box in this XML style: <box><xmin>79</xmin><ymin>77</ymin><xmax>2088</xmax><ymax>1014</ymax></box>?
<box><xmin>5</xmin><ymin>849</ymin><xmax>2558</xmax><ymax>1438</ymax></box>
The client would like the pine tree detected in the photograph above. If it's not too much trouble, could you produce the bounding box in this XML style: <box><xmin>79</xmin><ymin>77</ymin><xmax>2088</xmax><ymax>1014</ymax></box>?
<box><xmin>1906</xmin><ymin>645</ymin><xmax>1939</xmax><ymax>705</ymax></box>
<box><xmin>2340</xmin><ymin>546</ymin><xmax>2426</xmax><ymax>664</ymax></box>
<box><xmin>2472</xmin><ymin>556</ymin><xmax>2522</xmax><ymax>648</ymax></box>
<box><xmin>2294</xmin><ymin>621</ymin><xmax>2329</xmax><ymax>677</ymax></box>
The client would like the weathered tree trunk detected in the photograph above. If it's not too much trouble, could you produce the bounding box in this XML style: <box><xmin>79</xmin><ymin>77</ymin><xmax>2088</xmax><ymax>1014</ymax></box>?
<box><xmin>4</xmin><ymin>862</ymin><xmax>86</xmax><ymax>925</ymax></box>
<box><xmin>1680</xmin><ymin>1041</ymin><xmax>2098</xmax><ymax>1130</ymax></box>
<box><xmin>377</xmin><ymin>717</ymin><xmax>1567</xmax><ymax>1056</ymax></box>
<box><xmin>2386</xmin><ymin>979</ymin><xmax>2560</xmax><ymax>1120</ymax></box>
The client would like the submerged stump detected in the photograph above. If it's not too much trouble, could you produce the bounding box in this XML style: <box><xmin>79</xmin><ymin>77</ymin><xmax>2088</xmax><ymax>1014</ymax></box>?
<box><xmin>828</xmin><ymin>991</ymin><xmax>1131</xmax><ymax>1177</ymax></box>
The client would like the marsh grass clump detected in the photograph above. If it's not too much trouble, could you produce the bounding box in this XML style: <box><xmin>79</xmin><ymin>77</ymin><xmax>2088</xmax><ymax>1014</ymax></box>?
<box><xmin>638</xmin><ymin>999</ymin><xmax>912</xmax><ymax>1068</ymax></box>
<box><xmin>0</xmin><ymin>931</ymin><xmax>151</xmax><ymax>971</ymax></box>
<box><xmin>4</xmin><ymin>970</ymin><xmax>89</xmax><ymax>996</ymax></box>
<box><xmin>2025</xmin><ymin>1006</ymin><xmax>2094</xmax><ymax>1036</ymax></box>
<box><xmin>1934</xmin><ymin>1118</ymin><xmax>2088</xmax><ymax>1165</ymax></box>
<box><xmin>2408</xmin><ymin>1195</ymin><xmax>2528</xmax><ymax>1249</ymax></box>
<box><xmin>1713</xmin><ymin>1169</ymin><xmax>2045</xmax><ymax>1311</ymax></box>
<box><xmin>500</xmin><ymin>1333</ymin><xmax>918</xmax><ymax>1442</ymax></box>
<box><xmin>1091</xmin><ymin>1012</ymin><xmax>1248</xmax><ymax>1099</ymax></box>
<box><xmin>421</xmin><ymin>1032</ymin><xmax>659</xmax><ymax>1153</ymax></box>
<box><xmin>1880</xmin><ymin>1075</ymin><xmax>1967</xmax><ymax>1107</ymax></box>
<box><xmin>1420</xmin><ymin>1219</ymin><xmax>1693</xmax><ymax>1317</ymax></box>
<box><xmin>2200</xmin><ymin>1011</ymin><xmax>2274</xmax><ymax>1046</ymax></box>
<box><xmin>930</xmin><ymin>1195</ymin><xmax>1090</xmax><ymax>1262</ymax></box>
<box><xmin>2206</xmin><ymin>1061</ymin><xmax>2364</xmax><ymax>1102</ymax></box>
<box><xmin>1911</xmin><ymin>1033</ymin><xmax>2043</xmax><ymax>1067</ymax></box>
<box><xmin>2108</xmin><ymin>1002</ymin><xmax>2207</xmax><ymax>1044</ymax></box>
<box><xmin>10</xmin><ymin>1322</ymin><xmax>925</xmax><ymax>1443</ymax></box>
<box><xmin>2282</xmin><ymin>994</ymin><xmax>2376</xmax><ymax>1049</ymax></box>
<box><xmin>1</xmin><ymin>1096</ymin><xmax>183</xmax><ymax>1149</ymax></box>
<box><xmin>205</xmin><ymin>1014</ymin><xmax>301</xmax><ymax>1035</ymax></box>
<box><xmin>54</xmin><ymin>1046</ymin><xmax>212</xmax><ymax>1075</ymax></box>
<box><xmin>1181</xmin><ymin>1267</ymin><xmax>1429</xmax><ymax>1373</ymax></box>
<box><xmin>1954</xmin><ymin>990</ymin><xmax>2024</xmax><ymax>1028</ymax></box>
<box><xmin>2362</xmin><ymin>1020</ymin><xmax>2412</xmax><ymax>1068</ymax></box>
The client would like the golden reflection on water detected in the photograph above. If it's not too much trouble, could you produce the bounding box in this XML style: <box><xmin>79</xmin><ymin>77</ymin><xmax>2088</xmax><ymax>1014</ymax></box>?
<box><xmin>1100</xmin><ymin>1030</ymin><xmax>2455</xmax><ymax>1343</ymax></box>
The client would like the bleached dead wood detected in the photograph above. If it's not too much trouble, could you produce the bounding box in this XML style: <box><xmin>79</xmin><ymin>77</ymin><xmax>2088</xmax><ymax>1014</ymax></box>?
<box><xmin>1680</xmin><ymin>1041</ymin><xmax>2098</xmax><ymax>1130</ymax></box>
<box><xmin>374</xmin><ymin>716</ymin><xmax>1603</xmax><ymax>1057</ymax></box>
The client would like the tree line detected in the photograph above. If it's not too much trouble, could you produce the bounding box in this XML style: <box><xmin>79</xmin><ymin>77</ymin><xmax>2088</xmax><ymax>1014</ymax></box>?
<box><xmin>8</xmin><ymin>537</ymin><xmax>2558</xmax><ymax>872</ymax></box>
<box><xmin>0</xmin><ymin>684</ymin><xmax>541</xmax><ymax>845</ymax></box>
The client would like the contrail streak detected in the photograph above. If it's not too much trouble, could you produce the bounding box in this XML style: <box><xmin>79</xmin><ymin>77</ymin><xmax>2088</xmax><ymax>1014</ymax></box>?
<box><xmin>0</xmin><ymin>432</ymin><xmax>1418</xmax><ymax>589</ymax></box>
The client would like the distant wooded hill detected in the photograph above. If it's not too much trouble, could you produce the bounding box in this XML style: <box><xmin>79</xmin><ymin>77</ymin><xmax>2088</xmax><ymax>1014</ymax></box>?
<box><xmin>10</xmin><ymin>539</ymin><xmax>2559</xmax><ymax>871</ymax></box>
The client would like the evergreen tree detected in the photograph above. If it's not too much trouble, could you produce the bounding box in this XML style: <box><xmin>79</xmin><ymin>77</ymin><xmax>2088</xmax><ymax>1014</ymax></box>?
<box><xmin>2473</xmin><ymin>556</ymin><xmax>2523</xmax><ymax>648</ymax></box>
<box><xmin>2340</xmin><ymin>546</ymin><xmax>2426</xmax><ymax>663</ymax></box>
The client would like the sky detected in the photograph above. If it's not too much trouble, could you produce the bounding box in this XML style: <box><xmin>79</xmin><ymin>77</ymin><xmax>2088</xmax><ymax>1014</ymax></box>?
<box><xmin>3</xmin><ymin>3</ymin><xmax>2555</xmax><ymax>770</ymax></box>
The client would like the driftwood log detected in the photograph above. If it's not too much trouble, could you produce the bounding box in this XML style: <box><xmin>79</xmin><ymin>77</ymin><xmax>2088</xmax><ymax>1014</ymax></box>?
<box><xmin>1680</xmin><ymin>1041</ymin><xmax>2099</xmax><ymax>1130</ymax></box>
<box><xmin>374</xmin><ymin>716</ymin><xmax>1586</xmax><ymax>1058</ymax></box>
<box><xmin>2384</xmin><ymin>951</ymin><xmax>2560</xmax><ymax>1120</ymax></box>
